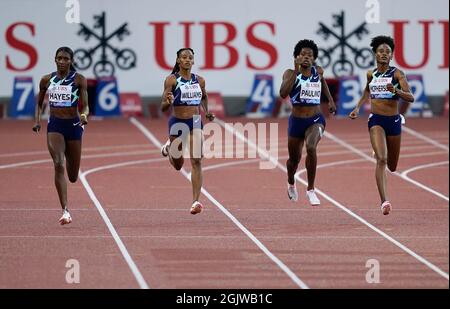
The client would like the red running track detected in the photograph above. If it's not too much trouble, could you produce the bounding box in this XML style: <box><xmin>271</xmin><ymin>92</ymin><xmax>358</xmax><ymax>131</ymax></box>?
<box><xmin>0</xmin><ymin>116</ymin><xmax>448</xmax><ymax>288</ymax></box>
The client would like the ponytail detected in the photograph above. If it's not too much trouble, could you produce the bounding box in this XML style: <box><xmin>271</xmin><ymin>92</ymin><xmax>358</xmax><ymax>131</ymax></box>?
<box><xmin>171</xmin><ymin>48</ymin><xmax>195</xmax><ymax>74</ymax></box>
<box><xmin>171</xmin><ymin>62</ymin><xmax>180</xmax><ymax>74</ymax></box>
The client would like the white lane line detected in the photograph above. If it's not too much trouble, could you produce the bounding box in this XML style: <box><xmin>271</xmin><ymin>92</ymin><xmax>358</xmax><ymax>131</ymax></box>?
<box><xmin>202</xmin><ymin>159</ymin><xmax>261</xmax><ymax>172</ymax></box>
<box><xmin>202</xmin><ymin>151</ymin><xmax>446</xmax><ymax>175</ymax></box>
<box><xmin>402</xmin><ymin>125</ymin><xmax>449</xmax><ymax>152</ymax></box>
<box><xmin>401</xmin><ymin>151</ymin><xmax>448</xmax><ymax>158</ymax></box>
<box><xmin>0</xmin><ymin>159</ymin><xmax>51</xmax><ymax>169</ymax></box>
<box><xmin>2</xmin><ymin>146</ymin><xmax>443</xmax><ymax>171</ymax></box>
<box><xmin>0</xmin><ymin>144</ymin><xmax>152</xmax><ymax>158</ymax></box>
<box><xmin>0</xmin><ymin>149</ymin><xmax>158</xmax><ymax>170</ymax></box>
<box><xmin>82</xmin><ymin>149</ymin><xmax>157</xmax><ymax>159</ymax></box>
<box><xmin>0</xmin><ymin>150</ymin><xmax>48</xmax><ymax>158</ymax></box>
<box><xmin>79</xmin><ymin>157</ymin><xmax>165</xmax><ymax>289</ymax></box>
<box><xmin>297</xmin><ymin>159</ymin><xmax>448</xmax><ymax>201</ymax></box>
<box><xmin>324</xmin><ymin>131</ymin><xmax>449</xmax><ymax>202</ymax></box>
<box><xmin>295</xmin><ymin>158</ymin><xmax>367</xmax><ymax>177</ymax></box>
<box><xmin>400</xmin><ymin>161</ymin><xmax>449</xmax><ymax>202</ymax></box>
<box><xmin>129</xmin><ymin>117</ymin><xmax>309</xmax><ymax>289</ymax></box>
<box><xmin>0</xmin><ymin>235</ymin><xmax>447</xmax><ymax>239</ymax></box>
<box><xmin>203</xmin><ymin>152</ymin><xmax>358</xmax><ymax>173</ymax></box>
<box><xmin>1</xmin><ymin>208</ymin><xmax>448</xmax><ymax>212</ymax></box>
<box><xmin>216</xmin><ymin>118</ymin><xmax>449</xmax><ymax>281</ymax></box>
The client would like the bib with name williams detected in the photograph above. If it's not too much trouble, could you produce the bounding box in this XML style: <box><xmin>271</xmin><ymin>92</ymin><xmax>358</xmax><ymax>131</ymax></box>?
<box><xmin>47</xmin><ymin>71</ymin><xmax>80</xmax><ymax>108</ymax></box>
<box><xmin>172</xmin><ymin>73</ymin><xmax>203</xmax><ymax>106</ymax></box>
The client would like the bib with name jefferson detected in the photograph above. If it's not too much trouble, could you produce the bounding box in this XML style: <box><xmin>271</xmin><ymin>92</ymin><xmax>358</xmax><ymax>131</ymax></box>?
<box><xmin>289</xmin><ymin>66</ymin><xmax>322</xmax><ymax>106</ymax></box>
<box><xmin>172</xmin><ymin>73</ymin><xmax>203</xmax><ymax>106</ymax></box>
<box><xmin>47</xmin><ymin>71</ymin><xmax>79</xmax><ymax>108</ymax></box>
<box><xmin>369</xmin><ymin>66</ymin><xmax>400</xmax><ymax>100</ymax></box>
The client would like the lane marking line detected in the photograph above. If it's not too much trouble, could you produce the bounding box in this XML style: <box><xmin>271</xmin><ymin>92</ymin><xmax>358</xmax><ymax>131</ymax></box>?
<box><xmin>216</xmin><ymin>118</ymin><xmax>449</xmax><ymax>281</ymax></box>
<box><xmin>130</xmin><ymin>117</ymin><xmax>309</xmax><ymax>289</ymax></box>
<box><xmin>80</xmin><ymin>158</ymin><xmax>166</xmax><ymax>289</ymax></box>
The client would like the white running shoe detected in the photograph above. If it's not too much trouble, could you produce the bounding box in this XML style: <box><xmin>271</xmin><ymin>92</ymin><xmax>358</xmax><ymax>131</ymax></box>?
<box><xmin>59</xmin><ymin>209</ymin><xmax>72</xmax><ymax>225</ymax></box>
<box><xmin>161</xmin><ymin>139</ymin><xmax>170</xmax><ymax>157</ymax></box>
<box><xmin>306</xmin><ymin>190</ymin><xmax>321</xmax><ymax>206</ymax></box>
<box><xmin>287</xmin><ymin>183</ymin><xmax>298</xmax><ymax>202</ymax></box>
<box><xmin>190</xmin><ymin>201</ymin><xmax>203</xmax><ymax>215</ymax></box>
<box><xmin>381</xmin><ymin>201</ymin><xmax>392</xmax><ymax>215</ymax></box>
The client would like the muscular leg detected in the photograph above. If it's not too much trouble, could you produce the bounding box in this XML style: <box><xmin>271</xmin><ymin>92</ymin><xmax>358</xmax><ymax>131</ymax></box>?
<box><xmin>286</xmin><ymin>136</ymin><xmax>304</xmax><ymax>185</ymax></box>
<box><xmin>65</xmin><ymin>139</ymin><xmax>82</xmax><ymax>183</ymax></box>
<box><xmin>370</xmin><ymin>126</ymin><xmax>388</xmax><ymax>203</ymax></box>
<box><xmin>168</xmin><ymin>135</ymin><xmax>184</xmax><ymax>171</ymax></box>
<box><xmin>304</xmin><ymin>124</ymin><xmax>324</xmax><ymax>191</ymax></box>
<box><xmin>47</xmin><ymin>133</ymin><xmax>67</xmax><ymax>210</ymax></box>
<box><xmin>190</xmin><ymin>129</ymin><xmax>203</xmax><ymax>202</ymax></box>
<box><xmin>386</xmin><ymin>135</ymin><xmax>401</xmax><ymax>172</ymax></box>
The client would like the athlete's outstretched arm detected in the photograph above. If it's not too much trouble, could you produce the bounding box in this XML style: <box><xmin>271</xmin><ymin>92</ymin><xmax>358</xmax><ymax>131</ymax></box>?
<box><xmin>317</xmin><ymin>66</ymin><xmax>336</xmax><ymax>114</ymax></box>
<box><xmin>349</xmin><ymin>70</ymin><xmax>372</xmax><ymax>119</ymax></box>
<box><xmin>161</xmin><ymin>75</ymin><xmax>176</xmax><ymax>112</ymax></box>
<box><xmin>198</xmin><ymin>75</ymin><xmax>214</xmax><ymax>121</ymax></box>
<box><xmin>77</xmin><ymin>74</ymin><xmax>89</xmax><ymax>124</ymax></box>
<box><xmin>33</xmin><ymin>75</ymin><xmax>50</xmax><ymax>132</ymax></box>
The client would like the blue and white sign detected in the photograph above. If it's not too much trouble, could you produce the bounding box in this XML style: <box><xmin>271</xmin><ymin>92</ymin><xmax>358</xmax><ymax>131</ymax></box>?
<box><xmin>406</xmin><ymin>75</ymin><xmax>428</xmax><ymax>117</ymax></box>
<box><xmin>9</xmin><ymin>77</ymin><xmax>35</xmax><ymax>118</ymax></box>
<box><xmin>94</xmin><ymin>77</ymin><xmax>121</xmax><ymax>116</ymax></box>
<box><xmin>337</xmin><ymin>76</ymin><xmax>361</xmax><ymax>116</ymax></box>
<box><xmin>246</xmin><ymin>74</ymin><xmax>275</xmax><ymax>118</ymax></box>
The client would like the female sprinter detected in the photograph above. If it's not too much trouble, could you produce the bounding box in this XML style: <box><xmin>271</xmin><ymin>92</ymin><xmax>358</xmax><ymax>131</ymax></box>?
<box><xmin>280</xmin><ymin>39</ymin><xmax>336</xmax><ymax>205</ymax></box>
<box><xmin>32</xmin><ymin>46</ymin><xmax>89</xmax><ymax>225</ymax></box>
<box><xmin>349</xmin><ymin>35</ymin><xmax>414</xmax><ymax>215</ymax></box>
<box><xmin>160</xmin><ymin>48</ymin><xmax>214</xmax><ymax>215</ymax></box>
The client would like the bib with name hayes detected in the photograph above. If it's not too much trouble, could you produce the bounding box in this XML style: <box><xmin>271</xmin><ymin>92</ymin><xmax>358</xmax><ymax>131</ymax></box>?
<box><xmin>47</xmin><ymin>71</ymin><xmax>79</xmax><ymax>108</ymax></box>
<box><xmin>369</xmin><ymin>66</ymin><xmax>400</xmax><ymax>100</ymax></box>
<box><xmin>289</xmin><ymin>66</ymin><xmax>322</xmax><ymax>106</ymax></box>
<box><xmin>172</xmin><ymin>73</ymin><xmax>203</xmax><ymax>106</ymax></box>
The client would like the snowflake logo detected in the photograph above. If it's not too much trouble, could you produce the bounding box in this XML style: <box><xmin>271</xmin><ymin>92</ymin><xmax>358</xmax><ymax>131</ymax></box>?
<box><xmin>316</xmin><ymin>11</ymin><xmax>374</xmax><ymax>77</ymax></box>
<box><xmin>73</xmin><ymin>12</ymin><xmax>136</xmax><ymax>78</ymax></box>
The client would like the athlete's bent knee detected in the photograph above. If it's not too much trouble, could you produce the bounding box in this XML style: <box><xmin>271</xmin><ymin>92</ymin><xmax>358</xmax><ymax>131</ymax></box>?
<box><xmin>305</xmin><ymin>143</ymin><xmax>317</xmax><ymax>156</ymax></box>
<box><xmin>376</xmin><ymin>156</ymin><xmax>388</xmax><ymax>166</ymax></box>
<box><xmin>53</xmin><ymin>160</ymin><xmax>65</xmax><ymax>173</ymax></box>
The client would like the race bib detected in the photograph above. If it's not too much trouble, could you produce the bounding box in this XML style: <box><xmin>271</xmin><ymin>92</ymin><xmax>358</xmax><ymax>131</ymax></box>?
<box><xmin>300</xmin><ymin>81</ymin><xmax>321</xmax><ymax>104</ymax></box>
<box><xmin>48</xmin><ymin>85</ymin><xmax>73</xmax><ymax>107</ymax></box>
<box><xmin>369</xmin><ymin>77</ymin><xmax>393</xmax><ymax>99</ymax></box>
<box><xmin>180</xmin><ymin>83</ymin><xmax>202</xmax><ymax>105</ymax></box>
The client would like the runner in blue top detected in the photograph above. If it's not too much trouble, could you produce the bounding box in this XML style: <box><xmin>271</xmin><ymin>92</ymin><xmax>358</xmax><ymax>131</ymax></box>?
<box><xmin>280</xmin><ymin>39</ymin><xmax>336</xmax><ymax>206</ymax></box>
<box><xmin>32</xmin><ymin>47</ymin><xmax>89</xmax><ymax>225</ymax></box>
<box><xmin>160</xmin><ymin>48</ymin><xmax>215</xmax><ymax>215</ymax></box>
<box><xmin>349</xmin><ymin>35</ymin><xmax>414</xmax><ymax>215</ymax></box>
